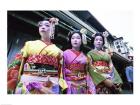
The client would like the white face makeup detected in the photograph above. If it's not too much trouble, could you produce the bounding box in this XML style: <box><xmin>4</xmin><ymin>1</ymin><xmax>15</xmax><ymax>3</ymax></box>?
<box><xmin>94</xmin><ymin>35</ymin><xmax>103</xmax><ymax>50</ymax></box>
<box><xmin>71</xmin><ymin>33</ymin><xmax>82</xmax><ymax>50</ymax></box>
<box><xmin>38</xmin><ymin>20</ymin><xmax>51</xmax><ymax>38</ymax></box>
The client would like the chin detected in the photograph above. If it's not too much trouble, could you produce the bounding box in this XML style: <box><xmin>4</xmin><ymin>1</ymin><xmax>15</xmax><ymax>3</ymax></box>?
<box><xmin>74</xmin><ymin>45</ymin><xmax>80</xmax><ymax>48</ymax></box>
<box><xmin>96</xmin><ymin>47</ymin><xmax>102</xmax><ymax>50</ymax></box>
<box><xmin>39</xmin><ymin>33</ymin><xmax>44</xmax><ymax>36</ymax></box>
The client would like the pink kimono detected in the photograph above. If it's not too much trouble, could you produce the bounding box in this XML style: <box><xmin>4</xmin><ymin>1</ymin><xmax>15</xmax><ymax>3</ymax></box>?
<box><xmin>63</xmin><ymin>49</ymin><xmax>96</xmax><ymax>94</ymax></box>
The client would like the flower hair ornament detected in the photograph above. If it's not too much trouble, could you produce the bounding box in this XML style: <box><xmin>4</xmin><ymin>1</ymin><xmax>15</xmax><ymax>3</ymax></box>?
<box><xmin>91</xmin><ymin>31</ymin><xmax>109</xmax><ymax>38</ymax></box>
<box><xmin>49</xmin><ymin>18</ymin><xmax>59</xmax><ymax>39</ymax></box>
<box><xmin>103</xmin><ymin>31</ymin><xmax>109</xmax><ymax>38</ymax></box>
<box><xmin>80</xmin><ymin>28</ymin><xmax>87</xmax><ymax>45</ymax></box>
<box><xmin>92</xmin><ymin>33</ymin><xmax>96</xmax><ymax>38</ymax></box>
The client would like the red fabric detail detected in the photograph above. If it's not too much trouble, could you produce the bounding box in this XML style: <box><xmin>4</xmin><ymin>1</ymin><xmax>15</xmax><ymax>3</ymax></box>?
<box><xmin>8</xmin><ymin>65</ymin><xmax>19</xmax><ymax>81</ymax></box>
<box><xmin>93</xmin><ymin>61</ymin><xmax>109</xmax><ymax>67</ymax></box>
<box><xmin>7</xmin><ymin>79</ymin><xmax>18</xmax><ymax>90</ymax></box>
<box><xmin>70</xmin><ymin>49</ymin><xmax>81</xmax><ymax>56</ymax></box>
<box><xmin>8</xmin><ymin>69</ymin><xmax>19</xmax><ymax>81</ymax></box>
<box><xmin>26</xmin><ymin>55</ymin><xmax>59</xmax><ymax>68</ymax></box>
<box><xmin>67</xmin><ymin>63</ymin><xmax>85</xmax><ymax>71</ymax></box>
<box><xmin>7</xmin><ymin>65</ymin><xmax>20</xmax><ymax>91</ymax></box>
<box><xmin>15</xmin><ymin>53</ymin><xmax>22</xmax><ymax>60</ymax></box>
<box><xmin>68</xmin><ymin>76</ymin><xmax>86</xmax><ymax>81</ymax></box>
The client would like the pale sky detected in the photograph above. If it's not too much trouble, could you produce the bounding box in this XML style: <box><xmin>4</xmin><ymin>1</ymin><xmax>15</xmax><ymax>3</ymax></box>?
<box><xmin>90</xmin><ymin>10</ymin><xmax>134</xmax><ymax>47</ymax></box>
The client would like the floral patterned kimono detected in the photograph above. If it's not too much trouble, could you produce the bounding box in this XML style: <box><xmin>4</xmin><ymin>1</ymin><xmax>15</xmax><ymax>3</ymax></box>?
<box><xmin>63</xmin><ymin>49</ymin><xmax>96</xmax><ymax>94</ymax></box>
<box><xmin>8</xmin><ymin>40</ymin><xmax>63</xmax><ymax>94</ymax></box>
<box><xmin>87</xmin><ymin>50</ymin><xmax>123</xmax><ymax>94</ymax></box>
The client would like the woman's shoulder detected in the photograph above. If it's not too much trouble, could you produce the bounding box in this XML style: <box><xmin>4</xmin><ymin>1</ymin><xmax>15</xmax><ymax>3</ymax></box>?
<box><xmin>63</xmin><ymin>49</ymin><xmax>71</xmax><ymax>53</ymax></box>
<box><xmin>63</xmin><ymin>49</ymin><xmax>73</xmax><ymax>57</ymax></box>
<box><xmin>51</xmin><ymin>44</ymin><xmax>63</xmax><ymax>53</ymax></box>
<box><xmin>87</xmin><ymin>50</ymin><xmax>93</xmax><ymax>55</ymax></box>
<box><xmin>24</xmin><ymin>40</ymin><xmax>40</xmax><ymax>45</ymax></box>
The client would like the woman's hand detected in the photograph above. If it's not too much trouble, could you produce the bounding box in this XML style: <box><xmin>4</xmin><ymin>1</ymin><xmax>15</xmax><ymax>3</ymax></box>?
<box><xmin>103</xmin><ymin>79</ymin><xmax>114</xmax><ymax>87</ymax></box>
<box><xmin>103</xmin><ymin>79</ymin><xmax>121</xmax><ymax>93</ymax></box>
<box><xmin>40</xmin><ymin>86</ymin><xmax>54</xmax><ymax>94</ymax></box>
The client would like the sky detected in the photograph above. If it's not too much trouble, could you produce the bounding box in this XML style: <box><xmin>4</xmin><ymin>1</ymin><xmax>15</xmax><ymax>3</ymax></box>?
<box><xmin>90</xmin><ymin>10</ymin><xmax>134</xmax><ymax>47</ymax></box>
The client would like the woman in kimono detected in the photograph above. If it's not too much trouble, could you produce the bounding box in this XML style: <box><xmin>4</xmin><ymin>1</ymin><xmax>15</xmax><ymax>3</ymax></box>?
<box><xmin>63</xmin><ymin>29</ymin><xmax>96</xmax><ymax>94</ymax></box>
<box><xmin>7</xmin><ymin>18</ymin><xmax>65</xmax><ymax>94</ymax></box>
<box><xmin>87</xmin><ymin>32</ymin><xmax>123</xmax><ymax>94</ymax></box>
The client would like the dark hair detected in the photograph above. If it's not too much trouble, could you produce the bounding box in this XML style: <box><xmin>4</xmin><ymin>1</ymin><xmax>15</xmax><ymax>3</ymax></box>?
<box><xmin>67</xmin><ymin>30</ymin><xmax>84</xmax><ymax>51</ymax></box>
<box><xmin>91</xmin><ymin>32</ymin><xmax>105</xmax><ymax>49</ymax></box>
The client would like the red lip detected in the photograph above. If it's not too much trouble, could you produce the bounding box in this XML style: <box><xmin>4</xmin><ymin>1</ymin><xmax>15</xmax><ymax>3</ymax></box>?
<box><xmin>40</xmin><ymin>30</ymin><xmax>46</xmax><ymax>32</ymax></box>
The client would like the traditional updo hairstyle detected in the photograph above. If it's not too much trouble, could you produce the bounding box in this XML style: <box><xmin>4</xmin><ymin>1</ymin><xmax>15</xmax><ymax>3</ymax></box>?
<box><xmin>38</xmin><ymin>17</ymin><xmax>59</xmax><ymax>43</ymax></box>
<box><xmin>67</xmin><ymin>30</ymin><xmax>84</xmax><ymax>51</ymax></box>
<box><xmin>91</xmin><ymin>32</ymin><xmax>105</xmax><ymax>49</ymax></box>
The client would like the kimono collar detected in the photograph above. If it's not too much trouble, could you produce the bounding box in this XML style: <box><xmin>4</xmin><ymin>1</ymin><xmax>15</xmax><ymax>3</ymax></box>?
<box><xmin>70</xmin><ymin>49</ymin><xmax>81</xmax><ymax>56</ymax></box>
<box><xmin>40</xmin><ymin>40</ymin><xmax>52</xmax><ymax>46</ymax></box>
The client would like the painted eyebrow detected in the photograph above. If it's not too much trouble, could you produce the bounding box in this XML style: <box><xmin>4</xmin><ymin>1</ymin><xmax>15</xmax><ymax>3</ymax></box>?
<box><xmin>72</xmin><ymin>36</ymin><xmax>81</xmax><ymax>38</ymax></box>
<box><xmin>38</xmin><ymin>21</ymin><xmax>50</xmax><ymax>25</ymax></box>
<box><xmin>41</xmin><ymin>22</ymin><xmax>50</xmax><ymax>25</ymax></box>
<box><xmin>95</xmin><ymin>37</ymin><xmax>103</xmax><ymax>40</ymax></box>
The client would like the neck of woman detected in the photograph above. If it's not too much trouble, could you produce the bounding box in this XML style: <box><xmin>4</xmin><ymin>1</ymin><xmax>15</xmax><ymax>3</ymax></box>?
<box><xmin>72</xmin><ymin>47</ymin><xmax>80</xmax><ymax>52</ymax></box>
<box><xmin>41</xmin><ymin>36</ymin><xmax>51</xmax><ymax>43</ymax></box>
<box><xmin>94</xmin><ymin>47</ymin><xmax>102</xmax><ymax>51</ymax></box>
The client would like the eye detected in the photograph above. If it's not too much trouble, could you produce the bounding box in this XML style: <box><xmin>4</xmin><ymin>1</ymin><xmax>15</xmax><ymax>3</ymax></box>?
<box><xmin>95</xmin><ymin>38</ymin><xmax>98</xmax><ymax>41</ymax></box>
<box><xmin>77</xmin><ymin>36</ymin><xmax>81</xmax><ymax>39</ymax></box>
<box><xmin>99</xmin><ymin>39</ymin><xmax>103</xmax><ymax>42</ymax></box>
<box><xmin>45</xmin><ymin>24</ymin><xmax>50</xmax><ymax>27</ymax></box>
<box><xmin>38</xmin><ymin>24</ymin><xmax>42</xmax><ymax>27</ymax></box>
<box><xmin>71</xmin><ymin>37</ymin><xmax>75</xmax><ymax>39</ymax></box>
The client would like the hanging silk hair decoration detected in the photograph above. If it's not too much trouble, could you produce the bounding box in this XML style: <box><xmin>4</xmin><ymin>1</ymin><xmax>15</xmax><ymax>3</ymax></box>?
<box><xmin>92</xmin><ymin>33</ymin><xmax>96</xmax><ymax>38</ymax></box>
<box><xmin>49</xmin><ymin>18</ymin><xmax>59</xmax><ymax>39</ymax></box>
<box><xmin>80</xmin><ymin>28</ymin><xmax>87</xmax><ymax>45</ymax></box>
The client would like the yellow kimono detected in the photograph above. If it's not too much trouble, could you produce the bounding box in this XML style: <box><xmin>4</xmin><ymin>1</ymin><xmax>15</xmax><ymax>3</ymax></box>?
<box><xmin>8</xmin><ymin>40</ymin><xmax>64</xmax><ymax>94</ymax></box>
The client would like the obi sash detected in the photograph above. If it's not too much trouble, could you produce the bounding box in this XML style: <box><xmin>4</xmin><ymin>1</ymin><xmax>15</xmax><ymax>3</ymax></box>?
<box><xmin>93</xmin><ymin>61</ymin><xmax>109</xmax><ymax>67</ymax></box>
<box><xmin>23</xmin><ymin>63</ymin><xmax>58</xmax><ymax>77</ymax></box>
<box><xmin>65</xmin><ymin>51</ymin><xmax>86</xmax><ymax>81</ymax></box>
<box><xmin>92</xmin><ymin>61</ymin><xmax>112</xmax><ymax>73</ymax></box>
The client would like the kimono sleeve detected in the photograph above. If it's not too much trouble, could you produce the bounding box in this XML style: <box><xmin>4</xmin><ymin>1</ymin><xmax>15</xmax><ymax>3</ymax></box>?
<box><xmin>7</xmin><ymin>42</ymin><xmax>29</xmax><ymax>93</ymax></box>
<box><xmin>58</xmin><ymin>51</ymin><xmax>68</xmax><ymax>90</ymax></box>
<box><xmin>108</xmin><ymin>57</ymin><xmax>123</xmax><ymax>84</ymax></box>
<box><xmin>112</xmin><ymin>67</ymin><xmax>123</xmax><ymax>84</ymax></box>
<box><xmin>87</xmin><ymin>53</ymin><xmax>106</xmax><ymax>86</ymax></box>
<box><xmin>21</xmin><ymin>41</ymin><xmax>29</xmax><ymax>58</ymax></box>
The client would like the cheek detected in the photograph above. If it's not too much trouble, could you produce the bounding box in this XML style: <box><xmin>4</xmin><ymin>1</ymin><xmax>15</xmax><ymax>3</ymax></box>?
<box><xmin>39</xmin><ymin>26</ymin><xmax>50</xmax><ymax>31</ymax></box>
<box><xmin>39</xmin><ymin>27</ymin><xmax>41</xmax><ymax>31</ymax></box>
<box><xmin>71</xmin><ymin>39</ymin><xmax>74</xmax><ymax>44</ymax></box>
<box><xmin>47</xmin><ymin>27</ymin><xmax>51</xmax><ymax>31</ymax></box>
<box><xmin>78</xmin><ymin>39</ymin><xmax>82</xmax><ymax>45</ymax></box>
<box><xmin>98</xmin><ymin>40</ymin><xmax>103</xmax><ymax>46</ymax></box>
<box><xmin>94</xmin><ymin>41</ymin><xmax>97</xmax><ymax>46</ymax></box>
<box><xmin>44</xmin><ymin>27</ymin><xmax>50</xmax><ymax>31</ymax></box>
<box><xmin>101</xmin><ymin>41</ymin><xmax>103</xmax><ymax>45</ymax></box>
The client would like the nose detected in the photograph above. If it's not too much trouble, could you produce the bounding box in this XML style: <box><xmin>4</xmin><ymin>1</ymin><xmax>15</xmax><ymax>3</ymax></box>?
<box><xmin>74</xmin><ymin>39</ymin><xmax>77</xmax><ymax>42</ymax></box>
<box><xmin>41</xmin><ymin>26</ymin><xmax>45</xmax><ymax>29</ymax></box>
<box><xmin>97</xmin><ymin>40</ymin><xmax>101</xmax><ymax>43</ymax></box>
